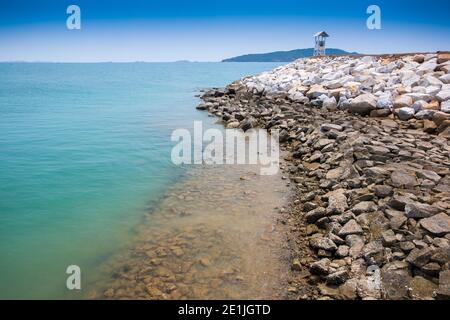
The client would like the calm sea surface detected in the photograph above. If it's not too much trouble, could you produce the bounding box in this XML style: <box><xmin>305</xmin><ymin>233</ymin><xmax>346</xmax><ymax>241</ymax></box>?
<box><xmin>0</xmin><ymin>62</ymin><xmax>282</xmax><ymax>299</ymax></box>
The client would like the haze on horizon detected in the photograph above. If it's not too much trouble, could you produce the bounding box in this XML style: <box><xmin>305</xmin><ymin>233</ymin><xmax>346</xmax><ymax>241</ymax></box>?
<box><xmin>0</xmin><ymin>0</ymin><xmax>449</xmax><ymax>62</ymax></box>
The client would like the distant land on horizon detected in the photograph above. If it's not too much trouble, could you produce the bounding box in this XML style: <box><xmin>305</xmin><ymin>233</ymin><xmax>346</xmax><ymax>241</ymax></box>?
<box><xmin>222</xmin><ymin>48</ymin><xmax>358</xmax><ymax>62</ymax></box>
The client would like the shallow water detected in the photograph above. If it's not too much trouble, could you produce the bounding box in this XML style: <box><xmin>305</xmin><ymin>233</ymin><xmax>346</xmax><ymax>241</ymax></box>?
<box><xmin>90</xmin><ymin>162</ymin><xmax>291</xmax><ymax>299</ymax></box>
<box><xmin>0</xmin><ymin>62</ymin><xmax>284</xmax><ymax>299</ymax></box>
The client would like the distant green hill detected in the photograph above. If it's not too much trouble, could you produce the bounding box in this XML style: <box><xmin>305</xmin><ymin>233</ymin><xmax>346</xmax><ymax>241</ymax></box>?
<box><xmin>222</xmin><ymin>48</ymin><xmax>358</xmax><ymax>62</ymax></box>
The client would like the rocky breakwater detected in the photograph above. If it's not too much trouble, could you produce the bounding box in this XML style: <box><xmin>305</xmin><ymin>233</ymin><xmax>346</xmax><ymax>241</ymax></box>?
<box><xmin>196</xmin><ymin>52</ymin><xmax>450</xmax><ymax>300</ymax></box>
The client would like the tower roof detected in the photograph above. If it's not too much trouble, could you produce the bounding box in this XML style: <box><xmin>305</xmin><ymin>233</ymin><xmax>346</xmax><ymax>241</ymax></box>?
<box><xmin>314</xmin><ymin>31</ymin><xmax>329</xmax><ymax>37</ymax></box>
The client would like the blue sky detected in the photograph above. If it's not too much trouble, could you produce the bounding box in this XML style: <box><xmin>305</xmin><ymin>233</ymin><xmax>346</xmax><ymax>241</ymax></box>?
<box><xmin>0</xmin><ymin>0</ymin><xmax>449</xmax><ymax>61</ymax></box>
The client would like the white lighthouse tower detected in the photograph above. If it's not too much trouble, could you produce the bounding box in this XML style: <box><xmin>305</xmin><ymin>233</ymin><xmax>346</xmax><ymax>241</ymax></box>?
<box><xmin>313</xmin><ymin>31</ymin><xmax>329</xmax><ymax>56</ymax></box>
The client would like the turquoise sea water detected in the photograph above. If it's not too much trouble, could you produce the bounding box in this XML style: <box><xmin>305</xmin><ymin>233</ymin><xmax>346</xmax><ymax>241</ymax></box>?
<box><xmin>0</xmin><ymin>62</ymin><xmax>282</xmax><ymax>299</ymax></box>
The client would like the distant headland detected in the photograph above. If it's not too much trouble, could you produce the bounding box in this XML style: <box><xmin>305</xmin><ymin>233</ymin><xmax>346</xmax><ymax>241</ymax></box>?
<box><xmin>222</xmin><ymin>48</ymin><xmax>358</xmax><ymax>62</ymax></box>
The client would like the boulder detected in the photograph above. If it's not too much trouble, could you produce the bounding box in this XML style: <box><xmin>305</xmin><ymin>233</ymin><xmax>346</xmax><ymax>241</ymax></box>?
<box><xmin>394</xmin><ymin>95</ymin><xmax>413</xmax><ymax>109</ymax></box>
<box><xmin>420</xmin><ymin>213</ymin><xmax>450</xmax><ymax>236</ymax></box>
<box><xmin>304</xmin><ymin>207</ymin><xmax>327</xmax><ymax>224</ymax></box>
<box><xmin>409</xmin><ymin>276</ymin><xmax>438</xmax><ymax>300</ymax></box>
<box><xmin>397</xmin><ymin>107</ymin><xmax>415</xmax><ymax>121</ymax></box>
<box><xmin>436</xmin><ymin>90</ymin><xmax>450</xmax><ymax>102</ymax></box>
<box><xmin>376</xmin><ymin>97</ymin><xmax>393</xmax><ymax>109</ymax></box>
<box><xmin>306</xmin><ymin>85</ymin><xmax>328</xmax><ymax>99</ymax></box>
<box><xmin>417</xmin><ymin>170</ymin><xmax>441</xmax><ymax>183</ymax></box>
<box><xmin>391</xmin><ymin>170</ymin><xmax>417</xmax><ymax>188</ymax></box>
<box><xmin>405</xmin><ymin>202</ymin><xmax>441</xmax><ymax>218</ymax></box>
<box><xmin>374</xmin><ymin>185</ymin><xmax>393</xmax><ymax>198</ymax></box>
<box><xmin>338</xmin><ymin>219</ymin><xmax>363</xmax><ymax>237</ymax></box>
<box><xmin>433</xmin><ymin>111</ymin><xmax>450</xmax><ymax>126</ymax></box>
<box><xmin>441</xmin><ymin>100</ymin><xmax>450</xmax><ymax>113</ymax></box>
<box><xmin>326</xmin><ymin>188</ymin><xmax>348</xmax><ymax>214</ymax></box>
<box><xmin>439</xmin><ymin>74</ymin><xmax>450</xmax><ymax>84</ymax></box>
<box><xmin>352</xmin><ymin>201</ymin><xmax>377</xmax><ymax>214</ymax></box>
<box><xmin>381</xmin><ymin>263</ymin><xmax>411</xmax><ymax>299</ymax></box>
<box><xmin>406</xmin><ymin>247</ymin><xmax>434</xmax><ymax>268</ymax></box>
<box><xmin>362</xmin><ymin>241</ymin><xmax>385</xmax><ymax>265</ymax></box>
<box><xmin>310</xmin><ymin>258</ymin><xmax>331</xmax><ymax>275</ymax></box>
<box><xmin>348</xmin><ymin>93</ymin><xmax>377</xmax><ymax>115</ymax></box>
<box><xmin>322</xmin><ymin>96</ymin><xmax>337</xmax><ymax>110</ymax></box>
<box><xmin>310</xmin><ymin>237</ymin><xmax>338</xmax><ymax>252</ymax></box>
<box><xmin>415</xmin><ymin>109</ymin><xmax>435</xmax><ymax>120</ymax></box>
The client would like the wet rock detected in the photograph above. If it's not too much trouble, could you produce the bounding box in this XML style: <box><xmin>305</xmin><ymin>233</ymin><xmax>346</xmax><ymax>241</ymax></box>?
<box><xmin>279</xmin><ymin>129</ymin><xmax>289</xmax><ymax>143</ymax></box>
<box><xmin>239</xmin><ymin>118</ymin><xmax>255</xmax><ymax>131</ymax></box>
<box><xmin>226</xmin><ymin>121</ymin><xmax>240</xmax><ymax>129</ymax></box>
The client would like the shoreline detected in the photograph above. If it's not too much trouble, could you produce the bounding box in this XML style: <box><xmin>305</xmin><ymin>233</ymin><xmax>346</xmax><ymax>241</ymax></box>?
<box><xmin>90</xmin><ymin>155</ymin><xmax>294</xmax><ymax>299</ymax></box>
<box><xmin>197</xmin><ymin>52</ymin><xmax>450</xmax><ymax>299</ymax></box>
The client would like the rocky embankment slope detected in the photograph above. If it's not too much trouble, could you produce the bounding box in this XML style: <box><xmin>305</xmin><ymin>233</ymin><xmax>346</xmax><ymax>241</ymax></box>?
<box><xmin>196</xmin><ymin>52</ymin><xmax>450</xmax><ymax>300</ymax></box>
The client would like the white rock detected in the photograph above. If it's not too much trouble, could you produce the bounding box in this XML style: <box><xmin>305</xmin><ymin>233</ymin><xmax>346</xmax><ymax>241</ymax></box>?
<box><xmin>348</xmin><ymin>93</ymin><xmax>377</xmax><ymax>115</ymax></box>
<box><xmin>406</xmin><ymin>93</ymin><xmax>433</xmax><ymax>103</ymax></box>
<box><xmin>426</xmin><ymin>85</ymin><xmax>442</xmax><ymax>96</ymax></box>
<box><xmin>439</xmin><ymin>74</ymin><xmax>450</xmax><ymax>84</ymax></box>
<box><xmin>436</xmin><ymin>90</ymin><xmax>450</xmax><ymax>102</ymax></box>
<box><xmin>402</xmin><ymin>73</ymin><xmax>421</xmax><ymax>87</ymax></box>
<box><xmin>417</xmin><ymin>60</ymin><xmax>437</xmax><ymax>75</ymax></box>
<box><xmin>397</xmin><ymin>107</ymin><xmax>415</xmax><ymax>120</ymax></box>
<box><xmin>323</xmin><ymin>96</ymin><xmax>337</xmax><ymax>110</ymax></box>
<box><xmin>424</xmin><ymin>54</ymin><xmax>437</xmax><ymax>61</ymax></box>
<box><xmin>441</xmin><ymin>100</ymin><xmax>450</xmax><ymax>113</ymax></box>
<box><xmin>423</xmin><ymin>75</ymin><xmax>443</xmax><ymax>87</ymax></box>
<box><xmin>412</xmin><ymin>86</ymin><xmax>426</xmax><ymax>93</ymax></box>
